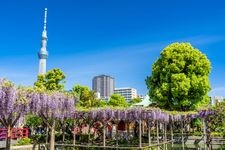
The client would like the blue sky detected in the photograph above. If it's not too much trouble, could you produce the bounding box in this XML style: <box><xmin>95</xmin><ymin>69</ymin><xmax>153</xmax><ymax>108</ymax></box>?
<box><xmin>0</xmin><ymin>0</ymin><xmax>225</xmax><ymax>97</ymax></box>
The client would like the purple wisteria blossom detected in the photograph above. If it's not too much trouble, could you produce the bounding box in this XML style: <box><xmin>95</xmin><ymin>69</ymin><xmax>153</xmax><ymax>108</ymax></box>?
<box><xmin>0</xmin><ymin>79</ymin><xmax>31</xmax><ymax>150</ymax></box>
<box><xmin>29</xmin><ymin>91</ymin><xmax>75</xmax><ymax>150</ymax></box>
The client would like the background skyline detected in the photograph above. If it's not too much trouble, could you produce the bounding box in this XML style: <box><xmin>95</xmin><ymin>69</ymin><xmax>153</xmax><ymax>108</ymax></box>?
<box><xmin>0</xmin><ymin>0</ymin><xmax>225</xmax><ymax>97</ymax></box>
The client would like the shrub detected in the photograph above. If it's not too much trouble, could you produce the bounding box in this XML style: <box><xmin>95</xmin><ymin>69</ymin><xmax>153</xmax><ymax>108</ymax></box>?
<box><xmin>30</xmin><ymin>134</ymin><xmax>46</xmax><ymax>144</ymax></box>
<box><xmin>14</xmin><ymin>138</ymin><xmax>31</xmax><ymax>146</ymax></box>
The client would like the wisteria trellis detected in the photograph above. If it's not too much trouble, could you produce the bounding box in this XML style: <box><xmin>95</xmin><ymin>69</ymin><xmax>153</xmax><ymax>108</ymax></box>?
<box><xmin>73</xmin><ymin>108</ymin><xmax>215</xmax><ymax>149</ymax></box>
<box><xmin>74</xmin><ymin>108</ymin><xmax>215</xmax><ymax>123</ymax></box>
<box><xmin>0</xmin><ymin>79</ymin><xmax>75</xmax><ymax>150</ymax></box>
<box><xmin>0</xmin><ymin>78</ymin><xmax>216</xmax><ymax>150</ymax></box>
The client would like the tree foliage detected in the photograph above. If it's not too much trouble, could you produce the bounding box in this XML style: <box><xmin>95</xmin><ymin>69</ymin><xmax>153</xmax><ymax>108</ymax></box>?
<box><xmin>25</xmin><ymin>114</ymin><xmax>42</xmax><ymax>128</ymax></box>
<box><xmin>208</xmin><ymin>102</ymin><xmax>225</xmax><ymax>136</ymax></box>
<box><xmin>129</xmin><ymin>97</ymin><xmax>142</xmax><ymax>105</ymax></box>
<box><xmin>108</xmin><ymin>94</ymin><xmax>128</xmax><ymax>107</ymax></box>
<box><xmin>34</xmin><ymin>68</ymin><xmax>65</xmax><ymax>91</ymax></box>
<box><xmin>146</xmin><ymin>43</ymin><xmax>211</xmax><ymax>111</ymax></box>
<box><xmin>71</xmin><ymin>85</ymin><xmax>100</xmax><ymax>108</ymax></box>
<box><xmin>25</xmin><ymin>114</ymin><xmax>43</xmax><ymax>136</ymax></box>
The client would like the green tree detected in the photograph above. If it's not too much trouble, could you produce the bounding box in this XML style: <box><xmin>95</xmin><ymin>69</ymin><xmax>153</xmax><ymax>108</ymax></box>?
<box><xmin>34</xmin><ymin>68</ymin><xmax>65</xmax><ymax>91</ymax></box>
<box><xmin>34</xmin><ymin>75</ymin><xmax>46</xmax><ymax>91</ymax></box>
<box><xmin>25</xmin><ymin>114</ymin><xmax>42</xmax><ymax>135</ymax></box>
<box><xmin>129</xmin><ymin>97</ymin><xmax>142</xmax><ymax>105</ymax></box>
<box><xmin>97</xmin><ymin>100</ymin><xmax>108</xmax><ymax>107</ymax></box>
<box><xmin>108</xmin><ymin>94</ymin><xmax>128</xmax><ymax>107</ymax></box>
<box><xmin>71</xmin><ymin>85</ymin><xmax>100</xmax><ymax>108</ymax></box>
<box><xmin>146</xmin><ymin>43</ymin><xmax>211</xmax><ymax>111</ymax></box>
<box><xmin>71</xmin><ymin>85</ymin><xmax>90</xmax><ymax>101</ymax></box>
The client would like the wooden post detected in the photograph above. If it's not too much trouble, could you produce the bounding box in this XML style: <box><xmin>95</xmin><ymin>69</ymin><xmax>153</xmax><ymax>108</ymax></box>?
<box><xmin>116</xmin><ymin>124</ymin><xmax>118</xmax><ymax>149</ymax></box>
<box><xmin>73</xmin><ymin>121</ymin><xmax>76</xmax><ymax>148</ymax></box>
<box><xmin>156</xmin><ymin>120</ymin><xmax>159</xmax><ymax>150</ymax></box>
<box><xmin>165</xmin><ymin>123</ymin><xmax>167</xmax><ymax>150</ymax></box>
<box><xmin>103</xmin><ymin>124</ymin><xmax>106</xmax><ymax>147</ymax></box>
<box><xmin>139</xmin><ymin>119</ymin><xmax>142</xmax><ymax>148</ymax></box>
<box><xmin>127</xmin><ymin>122</ymin><xmax>130</xmax><ymax>138</ymax></box>
<box><xmin>170</xmin><ymin>122</ymin><xmax>174</xmax><ymax>148</ymax></box>
<box><xmin>203</xmin><ymin>118</ymin><xmax>207</xmax><ymax>150</ymax></box>
<box><xmin>142</xmin><ymin>120</ymin><xmax>145</xmax><ymax>135</ymax></box>
<box><xmin>163</xmin><ymin>123</ymin><xmax>165</xmax><ymax>150</ymax></box>
<box><xmin>148</xmin><ymin>122</ymin><xmax>151</xmax><ymax>147</ymax></box>
<box><xmin>181</xmin><ymin>119</ymin><xmax>185</xmax><ymax>150</ymax></box>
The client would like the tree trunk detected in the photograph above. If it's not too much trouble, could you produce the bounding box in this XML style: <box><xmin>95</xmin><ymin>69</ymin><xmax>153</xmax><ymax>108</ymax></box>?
<box><xmin>46</xmin><ymin>126</ymin><xmax>49</xmax><ymax>145</ymax></box>
<box><xmin>31</xmin><ymin>126</ymin><xmax>34</xmax><ymax>136</ymax></box>
<box><xmin>50</xmin><ymin>121</ymin><xmax>55</xmax><ymax>150</ymax></box>
<box><xmin>6</xmin><ymin>125</ymin><xmax>11</xmax><ymax>150</ymax></box>
<box><xmin>62</xmin><ymin>130</ymin><xmax>65</xmax><ymax>142</ymax></box>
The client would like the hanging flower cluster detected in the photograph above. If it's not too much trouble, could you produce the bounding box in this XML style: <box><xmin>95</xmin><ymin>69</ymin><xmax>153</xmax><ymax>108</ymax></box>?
<box><xmin>197</xmin><ymin>109</ymin><xmax>215</xmax><ymax>118</ymax></box>
<box><xmin>74</xmin><ymin>107</ymin><xmax>215</xmax><ymax>124</ymax></box>
<box><xmin>28</xmin><ymin>91</ymin><xmax>75</xmax><ymax>121</ymax></box>
<box><xmin>0</xmin><ymin>79</ymin><xmax>30</xmax><ymax>127</ymax></box>
<box><xmin>0</xmin><ymin>77</ymin><xmax>215</xmax><ymax>126</ymax></box>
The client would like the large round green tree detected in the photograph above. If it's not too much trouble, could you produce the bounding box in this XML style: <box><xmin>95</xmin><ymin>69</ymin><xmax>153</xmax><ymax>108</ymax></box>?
<box><xmin>146</xmin><ymin>43</ymin><xmax>211</xmax><ymax>111</ymax></box>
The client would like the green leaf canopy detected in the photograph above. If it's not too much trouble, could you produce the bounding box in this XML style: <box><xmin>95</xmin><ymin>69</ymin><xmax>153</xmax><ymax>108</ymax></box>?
<box><xmin>146</xmin><ymin>43</ymin><xmax>211</xmax><ymax>111</ymax></box>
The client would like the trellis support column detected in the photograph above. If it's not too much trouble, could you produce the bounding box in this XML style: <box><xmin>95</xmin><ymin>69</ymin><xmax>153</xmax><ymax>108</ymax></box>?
<box><xmin>165</xmin><ymin>123</ymin><xmax>167</xmax><ymax>150</ymax></box>
<box><xmin>163</xmin><ymin>123</ymin><xmax>165</xmax><ymax>150</ymax></box>
<box><xmin>148</xmin><ymin>122</ymin><xmax>151</xmax><ymax>147</ymax></box>
<box><xmin>103</xmin><ymin>123</ymin><xmax>106</xmax><ymax>147</ymax></box>
<box><xmin>139</xmin><ymin>119</ymin><xmax>142</xmax><ymax>148</ymax></box>
<box><xmin>116</xmin><ymin>123</ymin><xmax>118</xmax><ymax>149</ymax></box>
<box><xmin>73</xmin><ymin>121</ymin><xmax>76</xmax><ymax>148</ymax></box>
<box><xmin>157</xmin><ymin>120</ymin><xmax>159</xmax><ymax>150</ymax></box>
<box><xmin>181</xmin><ymin>118</ymin><xmax>185</xmax><ymax>150</ymax></box>
<box><xmin>203</xmin><ymin>118</ymin><xmax>207</xmax><ymax>150</ymax></box>
<box><xmin>170</xmin><ymin>121</ymin><xmax>174</xmax><ymax>148</ymax></box>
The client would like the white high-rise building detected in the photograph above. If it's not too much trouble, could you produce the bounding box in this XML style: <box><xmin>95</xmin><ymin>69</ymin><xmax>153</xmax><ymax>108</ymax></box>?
<box><xmin>114</xmin><ymin>87</ymin><xmax>137</xmax><ymax>102</ymax></box>
<box><xmin>38</xmin><ymin>8</ymin><xmax>48</xmax><ymax>75</ymax></box>
<box><xmin>92</xmin><ymin>75</ymin><xmax>115</xmax><ymax>100</ymax></box>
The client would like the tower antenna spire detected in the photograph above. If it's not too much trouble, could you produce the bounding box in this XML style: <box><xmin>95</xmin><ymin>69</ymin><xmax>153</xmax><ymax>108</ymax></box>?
<box><xmin>38</xmin><ymin>8</ymin><xmax>48</xmax><ymax>75</ymax></box>
<box><xmin>44</xmin><ymin>8</ymin><xmax>47</xmax><ymax>30</ymax></box>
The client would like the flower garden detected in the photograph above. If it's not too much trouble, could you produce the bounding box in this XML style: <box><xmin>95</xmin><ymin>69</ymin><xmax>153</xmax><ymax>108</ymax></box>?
<box><xmin>0</xmin><ymin>79</ymin><xmax>219</xmax><ymax>150</ymax></box>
